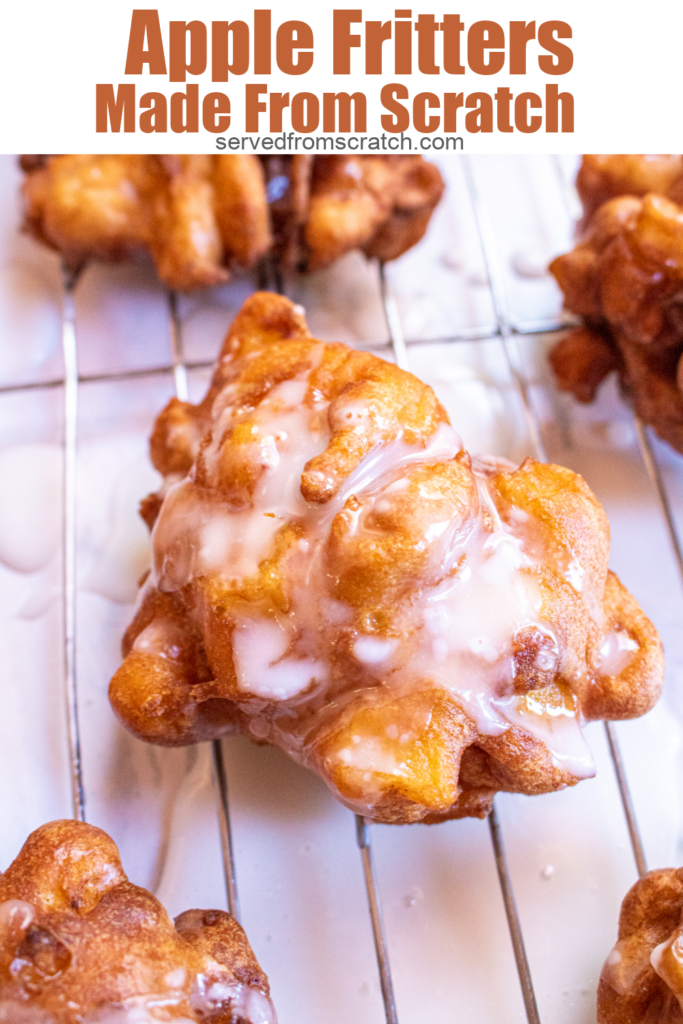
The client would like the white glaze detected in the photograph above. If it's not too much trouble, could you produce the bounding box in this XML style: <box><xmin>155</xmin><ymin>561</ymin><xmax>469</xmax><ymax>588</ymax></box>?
<box><xmin>0</xmin><ymin>898</ymin><xmax>34</xmax><ymax>942</ymax></box>
<box><xmin>84</xmin><ymin>457</ymin><xmax>157</xmax><ymax>605</ymax></box>
<box><xmin>510</xmin><ymin>247</ymin><xmax>550</xmax><ymax>279</ymax></box>
<box><xmin>0</xmin><ymin>444</ymin><xmax>61</xmax><ymax>573</ymax></box>
<box><xmin>601</xmin><ymin>937</ymin><xmax>652</xmax><ymax>996</ymax></box>
<box><xmin>651</xmin><ymin>931</ymin><xmax>683</xmax><ymax>1007</ymax></box>
<box><xmin>133</xmin><ymin>619</ymin><xmax>181</xmax><ymax>660</ymax></box>
<box><xmin>146</xmin><ymin>340</ymin><xmax>617</xmax><ymax>794</ymax></box>
<box><xmin>599</xmin><ymin>630</ymin><xmax>639</xmax><ymax>677</ymax></box>
<box><xmin>353</xmin><ymin>637</ymin><xmax>398</xmax><ymax>665</ymax></box>
<box><xmin>231</xmin><ymin>615</ymin><xmax>328</xmax><ymax>701</ymax></box>
<box><xmin>192</xmin><ymin>975</ymin><xmax>277</xmax><ymax>1023</ymax></box>
<box><xmin>83</xmin><ymin>998</ymin><xmax>194</xmax><ymax>1024</ymax></box>
<box><xmin>496</xmin><ymin>692</ymin><xmax>595</xmax><ymax>779</ymax></box>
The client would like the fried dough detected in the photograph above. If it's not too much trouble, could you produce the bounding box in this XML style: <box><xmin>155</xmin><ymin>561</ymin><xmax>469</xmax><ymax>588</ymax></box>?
<box><xmin>599</xmin><ymin>868</ymin><xmax>683</xmax><ymax>1023</ymax></box>
<box><xmin>109</xmin><ymin>292</ymin><xmax>663</xmax><ymax>824</ymax></box>
<box><xmin>577</xmin><ymin>155</ymin><xmax>683</xmax><ymax>221</ymax></box>
<box><xmin>21</xmin><ymin>155</ymin><xmax>444</xmax><ymax>289</ymax></box>
<box><xmin>550</xmin><ymin>182</ymin><xmax>683</xmax><ymax>452</ymax></box>
<box><xmin>0</xmin><ymin>820</ymin><xmax>275</xmax><ymax>1023</ymax></box>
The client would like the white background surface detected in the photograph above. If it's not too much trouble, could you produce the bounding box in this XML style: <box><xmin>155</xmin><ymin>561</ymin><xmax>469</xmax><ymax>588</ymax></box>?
<box><xmin>2</xmin><ymin>153</ymin><xmax>683</xmax><ymax>1023</ymax></box>
<box><xmin>2</xmin><ymin>1</ymin><xmax>683</xmax><ymax>152</ymax></box>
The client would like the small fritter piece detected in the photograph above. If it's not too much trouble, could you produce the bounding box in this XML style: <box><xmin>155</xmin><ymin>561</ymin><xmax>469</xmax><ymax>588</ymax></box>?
<box><xmin>22</xmin><ymin>154</ymin><xmax>271</xmax><ymax>290</ymax></box>
<box><xmin>598</xmin><ymin>868</ymin><xmax>683</xmax><ymax>1023</ymax></box>
<box><xmin>301</xmin><ymin>155</ymin><xmax>445</xmax><ymax>270</ymax></box>
<box><xmin>577</xmin><ymin>155</ymin><xmax>683</xmax><ymax>221</ymax></box>
<box><xmin>21</xmin><ymin>155</ymin><xmax>444</xmax><ymax>289</ymax></box>
<box><xmin>109</xmin><ymin>292</ymin><xmax>663</xmax><ymax>825</ymax></box>
<box><xmin>0</xmin><ymin>819</ymin><xmax>276</xmax><ymax>1024</ymax></box>
<box><xmin>22</xmin><ymin>155</ymin><xmax>165</xmax><ymax>267</ymax></box>
<box><xmin>152</xmin><ymin>155</ymin><xmax>229</xmax><ymax>291</ymax></box>
<box><xmin>550</xmin><ymin>190</ymin><xmax>683</xmax><ymax>452</ymax></box>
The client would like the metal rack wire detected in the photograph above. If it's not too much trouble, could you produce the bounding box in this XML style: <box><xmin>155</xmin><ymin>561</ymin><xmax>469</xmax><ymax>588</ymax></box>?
<box><xmin>11</xmin><ymin>155</ymin><xmax>683</xmax><ymax>1023</ymax></box>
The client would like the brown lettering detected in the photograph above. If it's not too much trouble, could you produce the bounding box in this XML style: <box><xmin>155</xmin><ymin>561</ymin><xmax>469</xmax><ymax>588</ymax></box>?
<box><xmin>395</xmin><ymin>17</ymin><xmax>412</xmax><ymax>73</ymax></box>
<box><xmin>442</xmin><ymin>14</ymin><xmax>465</xmax><ymax>74</ymax></box>
<box><xmin>514</xmin><ymin>92</ymin><xmax>542</xmax><ymax>132</ymax></box>
<box><xmin>366</xmin><ymin>21</ymin><xmax>392</xmax><ymax>74</ymax></box>
<box><xmin>276</xmin><ymin>21</ymin><xmax>314</xmax><ymax>75</ymax></box>
<box><xmin>270</xmin><ymin>92</ymin><xmax>290</xmax><ymax>132</ymax></box>
<box><xmin>291</xmin><ymin>92</ymin><xmax>319</xmax><ymax>132</ymax></box>
<box><xmin>170</xmin><ymin>84</ymin><xmax>199</xmax><ymax>132</ymax></box>
<box><xmin>254</xmin><ymin>10</ymin><xmax>271</xmax><ymax>74</ymax></box>
<box><xmin>444</xmin><ymin>93</ymin><xmax>464</xmax><ymax>131</ymax></box>
<box><xmin>467</xmin><ymin>21</ymin><xmax>505</xmax><ymax>75</ymax></box>
<box><xmin>509</xmin><ymin>21</ymin><xmax>535</xmax><ymax>74</ymax></box>
<box><xmin>538</xmin><ymin>21</ymin><xmax>573</xmax><ymax>74</ymax></box>
<box><xmin>380</xmin><ymin>83</ymin><xmax>410</xmax><ymax>132</ymax></box>
<box><xmin>465</xmin><ymin>92</ymin><xmax>493</xmax><ymax>132</ymax></box>
<box><xmin>495</xmin><ymin>87</ymin><xmax>513</xmax><ymax>131</ymax></box>
<box><xmin>415</xmin><ymin>14</ymin><xmax>440</xmax><ymax>74</ymax></box>
<box><xmin>323</xmin><ymin>92</ymin><xmax>367</xmax><ymax>131</ymax></box>
<box><xmin>546</xmin><ymin>84</ymin><xmax>574</xmax><ymax>131</ymax></box>
<box><xmin>125</xmin><ymin>11</ymin><xmax>167</xmax><ymax>75</ymax></box>
<box><xmin>212</xmin><ymin>21</ymin><xmax>249</xmax><ymax>81</ymax></box>
<box><xmin>203</xmin><ymin>92</ymin><xmax>231</xmax><ymax>131</ymax></box>
<box><xmin>96</xmin><ymin>84</ymin><xmax>136</xmax><ymax>132</ymax></box>
<box><xmin>140</xmin><ymin>91</ymin><xmax>167</xmax><ymax>132</ymax></box>
<box><xmin>413</xmin><ymin>92</ymin><xmax>440</xmax><ymax>132</ymax></box>
<box><xmin>246</xmin><ymin>83</ymin><xmax>268</xmax><ymax>131</ymax></box>
<box><xmin>169</xmin><ymin>21</ymin><xmax>207</xmax><ymax>82</ymax></box>
<box><xmin>333</xmin><ymin>10</ymin><xmax>362</xmax><ymax>73</ymax></box>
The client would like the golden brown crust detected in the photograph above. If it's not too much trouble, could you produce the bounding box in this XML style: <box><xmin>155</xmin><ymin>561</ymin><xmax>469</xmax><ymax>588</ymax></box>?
<box><xmin>583</xmin><ymin>571</ymin><xmax>665</xmax><ymax>721</ymax></box>
<box><xmin>598</xmin><ymin>869</ymin><xmax>683</xmax><ymax>1024</ymax></box>
<box><xmin>0</xmin><ymin>820</ymin><xmax>275</xmax><ymax>1023</ymax></box>
<box><xmin>303</xmin><ymin>155</ymin><xmax>444</xmax><ymax>270</ymax></box>
<box><xmin>550</xmin><ymin>182</ymin><xmax>683</xmax><ymax>452</ymax></box>
<box><xmin>109</xmin><ymin>292</ymin><xmax>664</xmax><ymax>824</ymax></box>
<box><xmin>578</xmin><ymin>155</ymin><xmax>683</xmax><ymax>221</ymax></box>
<box><xmin>21</xmin><ymin>155</ymin><xmax>164</xmax><ymax>271</ymax></box>
<box><xmin>151</xmin><ymin>155</ymin><xmax>229</xmax><ymax>291</ymax></box>
<box><xmin>21</xmin><ymin>154</ymin><xmax>444</xmax><ymax>289</ymax></box>
<box><xmin>301</xmin><ymin>344</ymin><xmax>449</xmax><ymax>503</ymax></box>
<box><xmin>548</xmin><ymin>326</ymin><xmax>620</xmax><ymax>403</ymax></box>
<box><xmin>212</xmin><ymin>155</ymin><xmax>271</xmax><ymax>268</ymax></box>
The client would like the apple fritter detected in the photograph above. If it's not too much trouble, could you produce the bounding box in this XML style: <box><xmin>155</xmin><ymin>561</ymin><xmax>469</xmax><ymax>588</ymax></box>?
<box><xmin>21</xmin><ymin>154</ymin><xmax>444</xmax><ymax>289</ymax></box>
<box><xmin>577</xmin><ymin>155</ymin><xmax>683</xmax><ymax>221</ymax></box>
<box><xmin>109</xmin><ymin>292</ymin><xmax>663</xmax><ymax>825</ymax></box>
<box><xmin>550</xmin><ymin>188</ymin><xmax>683</xmax><ymax>452</ymax></box>
<box><xmin>0</xmin><ymin>819</ymin><xmax>275</xmax><ymax>1024</ymax></box>
<box><xmin>299</xmin><ymin>154</ymin><xmax>445</xmax><ymax>270</ymax></box>
<box><xmin>21</xmin><ymin>154</ymin><xmax>270</xmax><ymax>291</ymax></box>
<box><xmin>598</xmin><ymin>868</ymin><xmax>683</xmax><ymax>1024</ymax></box>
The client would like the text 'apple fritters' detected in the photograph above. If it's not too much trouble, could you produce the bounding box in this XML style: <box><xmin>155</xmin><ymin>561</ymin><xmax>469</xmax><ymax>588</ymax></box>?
<box><xmin>0</xmin><ymin>820</ymin><xmax>275</xmax><ymax>1024</ymax></box>
<box><xmin>550</xmin><ymin>155</ymin><xmax>683</xmax><ymax>453</ymax></box>
<box><xmin>20</xmin><ymin>155</ymin><xmax>444</xmax><ymax>290</ymax></box>
<box><xmin>599</xmin><ymin>867</ymin><xmax>683</xmax><ymax>1023</ymax></box>
<box><xmin>109</xmin><ymin>292</ymin><xmax>663</xmax><ymax>824</ymax></box>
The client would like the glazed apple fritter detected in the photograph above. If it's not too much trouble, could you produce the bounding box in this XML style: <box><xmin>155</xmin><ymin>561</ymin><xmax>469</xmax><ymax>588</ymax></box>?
<box><xmin>108</xmin><ymin>292</ymin><xmax>663</xmax><ymax>825</ymax></box>
<box><xmin>21</xmin><ymin>154</ymin><xmax>444</xmax><ymax>290</ymax></box>
<box><xmin>550</xmin><ymin>161</ymin><xmax>683</xmax><ymax>453</ymax></box>
<box><xmin>599</xmin><ymin>867</ymin><xmax>683</xmax><ymax>1024</ymax></box>
<box><xmin>0</xmin><ymin>819</ymin><xmax>275</xmax><ymax>1024</ymax></box>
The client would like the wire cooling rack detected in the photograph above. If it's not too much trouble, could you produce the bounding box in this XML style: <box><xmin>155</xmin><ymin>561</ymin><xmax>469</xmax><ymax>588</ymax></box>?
<box><xmin>2</xmin><ymin>154</ymin><xmax>683</xmax><ymax>1024</ymax></box>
